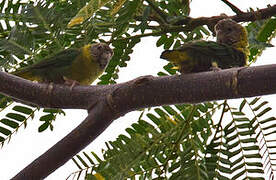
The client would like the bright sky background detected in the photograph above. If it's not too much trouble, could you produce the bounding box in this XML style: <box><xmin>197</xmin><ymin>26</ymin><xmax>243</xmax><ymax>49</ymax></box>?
<box><xmin>0</xmin><ymin>0</ymin><xmax>275</xmax><ymax>179</ymax></box>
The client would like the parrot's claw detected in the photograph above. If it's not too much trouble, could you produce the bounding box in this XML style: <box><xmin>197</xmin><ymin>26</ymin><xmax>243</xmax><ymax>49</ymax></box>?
<box><xmin>210</xmin><ymin>66</ymin><xmax>222</xmax><ymax>72</ymax></box>
<box><xmin>63</xmin><ymin>76</ymin><xmax>80</xmax><ymax>90</ymax></box>
<box><xmin>171</xmin><ymin>66</ymin><xmax>180</xmax><ymax>70</ymax></box>
<box><xmin>46</xmin><ymin>82</ymin><xmax>54</xmax><ymax>94</ymax></box>
<box><xmin>210</xmin><ymin>62</ymin><xmax>221</xmax><ymax>72</ymax></box>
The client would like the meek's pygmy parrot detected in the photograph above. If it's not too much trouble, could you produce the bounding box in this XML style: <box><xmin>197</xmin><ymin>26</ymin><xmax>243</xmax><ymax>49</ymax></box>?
<box><xmin>12</xmin><ymin>43</ymin><xmax>113</xmax><ymax>86</ymax></box>
<box><xmin>160</xmin><ymin>19</ymin><xmax>249</xmax><ymax>73</ymax></box>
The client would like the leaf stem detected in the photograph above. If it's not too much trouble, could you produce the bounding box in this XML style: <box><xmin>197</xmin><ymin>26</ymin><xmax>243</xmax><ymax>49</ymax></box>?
<box><xmin>209</xmin><ymin>100</ymin><xmax>227</xmax><ymax>146</ymax></box>
<box><xmin>145</xmin><ymin>0</ymin><xmax>168</xmax><ymax>24</ymax></box>
<box><xmin>109</xmin><ymin>31</ymin><xmax>166</xmax><ymax>43</ymax></box>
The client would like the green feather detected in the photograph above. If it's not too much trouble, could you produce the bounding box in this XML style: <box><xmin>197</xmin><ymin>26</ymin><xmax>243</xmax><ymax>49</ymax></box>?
<box><xmin>13</xmin><ymin>48</ymin><xmax>81</xmax><ymax>83</ymax></box>
<box><xmin>160</xmin><ymin>41</ymin><xmax>247</xmax><ymax>73</ymax></box>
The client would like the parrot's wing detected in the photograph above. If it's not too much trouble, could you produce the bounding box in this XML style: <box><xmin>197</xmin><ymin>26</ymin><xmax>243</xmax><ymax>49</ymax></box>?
<box><xmin>176</xmin><ymin>41</ymin><xmax>232</xmax><ymax>57</ymax></box>
<box><xmin>187</xmin><ymin>41</ymin><xmax>247</xmax><ymax>68</ymax></box>
<box><xmin>12</xmin><ymin>48</ymin><xmax>81</xmax><ymax>82</ymax></box>
<box><xmin>160</xmin><ymin>41</ymin><xmax>246</xmax><ymax>73</ymax></box>
<box><xmin>161</xmin><ymin>41</ymin><xmax>245</xmax><ymax>65</ymax></box>
<box><xmin>28</xmin><ymin>48</ymin><xmax>81</xmax><ymax>70</ymax></box>
<box><xmin>160</xmin><ymin>41</ymin><xmax>220</xmax><ymax>62</ymax></box>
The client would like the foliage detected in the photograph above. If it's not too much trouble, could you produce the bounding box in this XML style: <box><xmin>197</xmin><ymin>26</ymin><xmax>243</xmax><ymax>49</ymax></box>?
<box><xmin>0</xmin><ymin>100</ymin><xmax>37</xmax><ymax>146</ymax></box>
<box><xmin>0</xmin><ymin>0</ymin><xmax>275</xmax><ymax>179</ymax></box>
<box><xmin>70</xmin><ymin>98</ymin><xmax>276</xmax><ymax>179</ymax></box>
<box><xmin>247</xmin><ymin>18</ymin><xmax>276</xmax><ymax>63</ymax></box>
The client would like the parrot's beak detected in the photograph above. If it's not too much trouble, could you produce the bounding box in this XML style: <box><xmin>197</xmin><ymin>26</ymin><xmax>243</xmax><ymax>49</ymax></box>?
<box><xmin>103</xmin><ymin>52</ymin><xmax>113</xmax><ymax>60</ymax></box>
<box><xmin>99</xmin><ymin>51</ymin><xmax>113</xmax><ymax>69</ymax></box>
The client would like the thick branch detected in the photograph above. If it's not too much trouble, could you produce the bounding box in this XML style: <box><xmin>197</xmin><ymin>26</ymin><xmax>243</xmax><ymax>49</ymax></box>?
<box><xmin>7</xmin><ymin>64</ymin><xmax>276</xmax><ymax>179</ymax></box>
<box><xmin>2</xmin><ymin>64</ymin><xmax>276</xmax><ymax>111</ymax></box>
<box><xmin>104</xmin><ymin>65</ymin><xmax>276</xmax><ymax>113</ymax></box>
<box><xmin>0</xmin><ymin>72</ymin><xmax>115</xmax><ymax>109</ymax></box>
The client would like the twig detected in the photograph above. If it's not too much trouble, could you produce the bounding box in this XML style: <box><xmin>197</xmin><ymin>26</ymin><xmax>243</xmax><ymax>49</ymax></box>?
<box><xmin>112</xmin><ymin>5</ymin><xmax>276</xmax><ymax>43</ymax></box>
<box><xmin>220</xmin><ymin>0</ymin><xmax>244</xmax><ymax>14</ymax></box>
<box><xmin>209</xmin><ymin>100</ymin><xmax>227</xmax><ymax>146</ymax></box>
<box><xmin>145</xmin><ymin>0</ymin><xmax>168</xmax><ymax>24</ymax></box>
<box><xmin>109</xmin><ymin>31</ymin><xmax>166</xmax><ymax>43</ymax></box>
<box><xmin>172</xmin><ymin>4</ymin><xmax>276</xmax><ymax>28</ymax></box>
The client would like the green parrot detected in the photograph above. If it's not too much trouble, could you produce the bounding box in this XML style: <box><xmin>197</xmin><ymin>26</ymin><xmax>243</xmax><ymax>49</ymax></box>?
<box><xmin>12</xmin><ymin>43</ymin><xmax>113</xmax><ymax>86</ymax></box>
<box><xmin>160</xmin><ymin>19</ymin><xmax>249</xmax><ymax>73</ymax></box>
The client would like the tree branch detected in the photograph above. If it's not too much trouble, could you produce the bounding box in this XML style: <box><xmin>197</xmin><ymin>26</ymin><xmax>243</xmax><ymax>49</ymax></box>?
<box><xmin>0</xmin><ymin>72</ymin><xmax>115</xmax><ymax>109</ymax></box>
<box><xmin>2</xmin><ymin>64</ymin><xmax>276</xmax><ymax>111</ymax></box>
<box><xmin>220</xmin><ymin>0</ymin><xmax>244</xmax><ymax>14</ymax></box>
<box><xmin>145</xmin><ymin>0</ymin><xmax>168</xmax><ymax>24</ymax></box>
<box><xmin>172</xmin><ymin>4</ymin><xmax>276</xmax><ymax>30</ymax></box>
<box><xmin>116</xmin><ymin>5</ymin><xmax>276</xmax><ymax>42</ymax></box>
<box><xmin>4</xmin><ymin>64</ymin><xmax>276</xmax><ymax>179</ymax></box>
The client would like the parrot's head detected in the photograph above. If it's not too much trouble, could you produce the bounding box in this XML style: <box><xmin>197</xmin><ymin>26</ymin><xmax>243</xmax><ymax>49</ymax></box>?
<box><xmin>90</xmin><ymin>43</ymin><xmax>114</xmax><ymax>69</ymax></box>
<box><xmin>215</xmin><ymin>18</ymin><xmax>248</xmax><ymax>50</ymax></box>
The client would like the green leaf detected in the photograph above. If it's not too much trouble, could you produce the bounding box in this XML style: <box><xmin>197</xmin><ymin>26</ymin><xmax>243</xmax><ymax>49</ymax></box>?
<box><xmin>0</xmin><ymin>118</ymin><xmax>19</xmax><ymax>129</ymax></box>
<box><xmin>252</xmin><ymin>101</ymin><xmax>268</xmax><ymax>111</ymax></box>
<box><xmin>91</xmin><ymin>151</ymin><xmax>102</xmax><ymax>163</ymax></box>
<box><xmin>0</xmin><ymin>136</ymin><xmax>5</xmax><ymax>142</ymax></box>
<box><xmin>76</xmin><ymin>154</ymin><xmax>89</xmax><ymax>168</ymax></box>
<box><xmin>83</xmin><ymin>151</ymin><xmax>95</xmax><ymax>165</ymax></box>
<box><xmin>13</xmin><ymin>106</ymin><xmax>33</xmax><ymax>115</ymax></box>
<box><xmin>156</xmin><ymin>35</ymin><xmax>168</xmax><ymax>47</ymax></box>
<box><xmin>43</xmin><ymin>108</ymin><xmax>65</xmax><ymax>115</ymax></box>
<box><xmin>39</xmin><ymin>114</ymin><xmax>54</xmax><ymax>122</ymax></box>
<box><xmin>232</xmin><ymin>111</ymin><xmax>245</xmax><ymax>116</ymax></box>
<box><xmin>72</xmin><ymin>157</ymin><xmax>82</xmax><ymax>169</ymax></box>
<box><xmin>38</xmin><ymin>122</ymin><xmax>49</xmax><ymax>132</ymax></box>
<box><xmin>164</xmin><ymin>36</ymin><xmax>174</xmax><ymax>49</ymax></box>
<box><xmin>257</xmin><ymin>107</ymin><xmax>271</xmax><ymax>117</ymax></box>
<box><xmin>259</xmin><ymin>117</ymin><xmax>276</xmax><ymax>124</ymax></box>
<box><xmin>0</xmin><ymin>126</ymin><xmax>11</xmax><ymax>136</ymax></box>
<box><xmin>239</xmin><ymin>99</ymin><xmax>246</xmax><ymax>111</ymax></box>
<box><xmin>249</xmin><ymin>97</ymin><xmax>260</xmax><ymax>105</ymax></box>
<box><xmin>6</xmin><ymin>113</ymin><xmax>26</xmax><ymax>122</ymax></box>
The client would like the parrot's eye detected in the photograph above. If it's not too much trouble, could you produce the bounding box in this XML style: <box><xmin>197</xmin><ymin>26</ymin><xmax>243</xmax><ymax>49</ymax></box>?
<box><xmin>227</xmin><ymin>27</ymin><xmax>232</xmax><ymax>32</ymax></box>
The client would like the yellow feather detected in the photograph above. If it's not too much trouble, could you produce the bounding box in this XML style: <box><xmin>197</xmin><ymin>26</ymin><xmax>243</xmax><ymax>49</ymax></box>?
<box><xmin>163</xmin><ymin>51</ymin><xmax>190</xmax><ymax>64</ymax></box>
<box><xmin>69</xmin><ymin>44</ymin><xmax>103</xmax><ymax>85</ymax></box>
<box><xmin>232</xmin><ymin>26</ymin><xmax>250</xmax><ymax>57</ymax></box>
<box><xmin>12</xmin><ymin>69</ymin><xmax>41</xmax><ymax>82</ymax></box>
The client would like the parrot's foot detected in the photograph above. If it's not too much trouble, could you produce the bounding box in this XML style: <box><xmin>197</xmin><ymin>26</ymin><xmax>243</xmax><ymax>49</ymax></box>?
<box><xmin>210</xmin><ymin>62</ymin><xmax>221</xmax><ymax>72</ymax></box>
<box><xmin>133</xmin><ymin>75</ymin><xmax>154</xmax><ymax>86</ymax></box>
<box><xmin>63</xmin><ymin>76</ymin><xmax>80</xmax><ymax>90</ymax></box>
<box><xmin>171</xmin><ymin>66</ymin><xmax>180</xmax><ymax>70</ymax></box>
<box><xmin>47</xmin><ymin>82</ymin><xmax>54</xmax><ymax>94</ymax></box>
<box><xmin>210</xmin><ymin>66</ymin><xmax>222</xmax><ymax>72</ymax></box>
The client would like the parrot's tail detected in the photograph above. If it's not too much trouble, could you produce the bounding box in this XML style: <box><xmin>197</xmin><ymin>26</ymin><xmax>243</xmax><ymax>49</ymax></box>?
<box><xmin>12</xmin><ymin>69</ymin><xmax>36</xmax><ymax>81</ymax></box>
<box><xmin>160</xmin><ymin>50</ymin><xmax>173</xmax><ymax>60</ymax></box>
